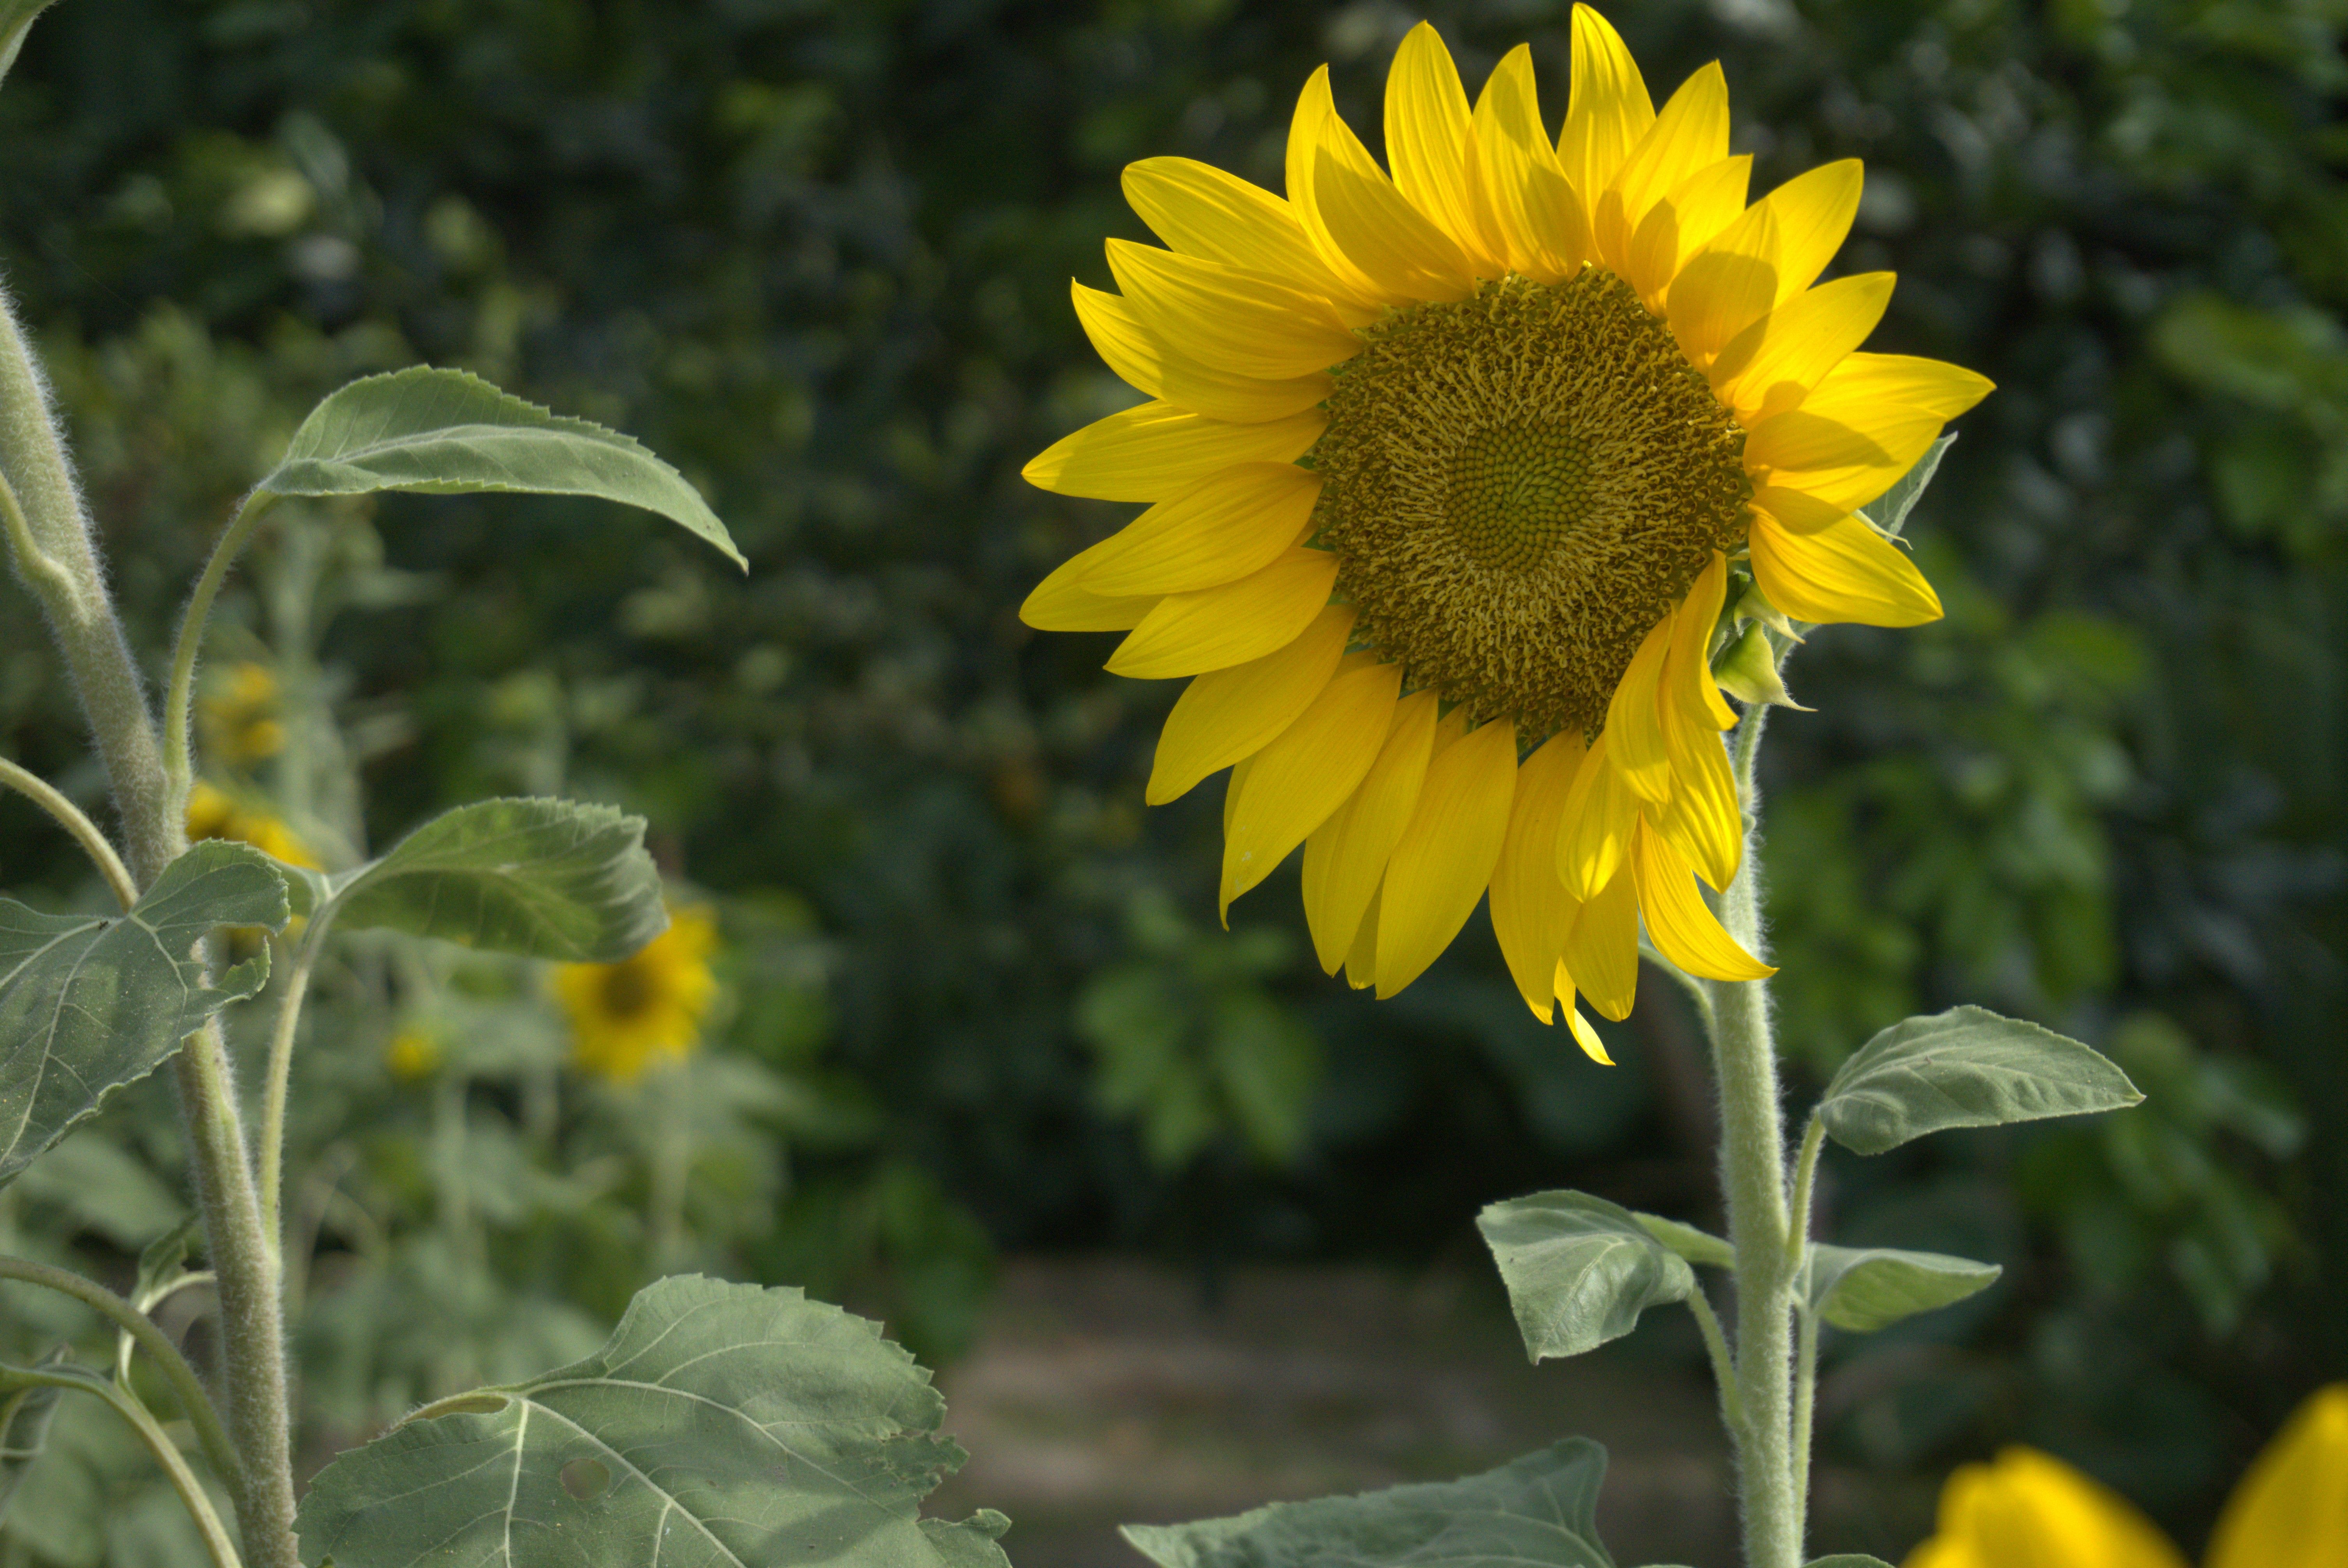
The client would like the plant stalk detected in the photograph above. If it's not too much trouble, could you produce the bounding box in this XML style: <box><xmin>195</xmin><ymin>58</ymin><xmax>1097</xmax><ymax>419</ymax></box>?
<box><xmin>0</xmin><ymin>755</ymin><xmax>138</xmax><ymax>909</ymax></box>
<box><xmin>2</xmin><ymin>1362</ymin><xmax>243</xmax><ymax>1568</ymax></box>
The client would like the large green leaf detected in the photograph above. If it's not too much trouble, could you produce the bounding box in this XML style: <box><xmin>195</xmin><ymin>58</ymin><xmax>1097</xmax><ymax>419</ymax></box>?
<box><xmin>1804</xmin><ymin>1244</ymin><xmax>2001</xmax><ymax>1333</ymax></box>
<box><xmin>259</xmin><ymin>366</ymin><xmax>744</xmax><ymax>568</ymax></box>
<box><xmin>0</xmin><ymin>842</ymin><xmax>285</xmax><ymax>1186</ymax></box>
<box><xmin>297</xmin><ymin>1274</ymin><xmax>1011</xmax><ymax>1568</ymax></box>
<box><xmin>324</xmin><ymin>798</ymin><xmax>666</xmax><ymax>962</ymax></box>
<box><xmin>1122</xmin><ymin>1441</ymin><xmax>1614</xmax><ymax>1568</ymax></box>
<box><xmin>1816</xmin><ymin>1006</ymin><xmax>2143</xmax><ymax>1156</ymax></box>
<box><xmin>1478</xmin><ymin>1192</ymin><xmax>1695</xmax><ymax>1362</ymax></box>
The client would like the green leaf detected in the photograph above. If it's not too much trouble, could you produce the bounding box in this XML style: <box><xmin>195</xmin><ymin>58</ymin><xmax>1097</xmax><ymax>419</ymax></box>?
<box><xmin>0</xmin><ymin>0</ymin><xmax>57</xmax><ymax>90</ymax></box>
<box><xmin>0</xmin><ymin>842</ymin><xmax>285</xmax><ymax>1187</ymax></box>
<box><xmin>1122</xmin><ymin>1440</ymin><xmax>1614</xmax><ymax>1568</ymax></box>
<box><xmin>1478</xmin><ymin>1191</ymin><xmax>1695</xmax><ymax>1362</ymax></box>
<box><xmin>1817</xmin><ymin>1005</ymin><xmax>2144</xmax><ymax>1156</ymax></box>
<box><xmin>325</xmin><ymin>798</ymin><xmax>666</xmax><ymax>962</ymax></box>
<box><xmin>1857</xmin><ymin>433</ymin><xmax>1954</xmax><ymax>540</ymax></box>
<box><xmin>1804</xmin><ymin>1244</ymin><xmax>2001</xmax><ymax>1333</ymax></box>
<box><xmin>0</xmin><ymin>1350</ymin><xmax>69</xmax><ymax>1523</ymax></box>
<box><xmin>260</xmin><ymin>366</ymin><xmax>744</xmax><ymax>569</ymax></box>
<box><xmin>1632</xmin><ymin>1212</ymin><xmax>1734</xmax><ymax>1270</ymax></box>
<box><xmin>296</xmin><ymin>1273</ymin><xmax>1011</xmax><ymax>1568</ymax></box>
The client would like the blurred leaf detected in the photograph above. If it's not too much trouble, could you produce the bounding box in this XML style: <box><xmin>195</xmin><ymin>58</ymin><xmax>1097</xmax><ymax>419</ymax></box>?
<box><xmin>13</xmin><ymin>1134</ymin><xmax>184</xmax><ymax>1249</ymax></box>
<box><xmin>1804</xmin><ymin>1244</ymin><xmax>2001</xmax><ymax>1333</ymax></box>
<box><xmin>1122</xmin><ymin>1440</ymin><xmax>1614</xmax><ymax>1568</ymax></box>
<box><xmin>1632</xmin><ymin>1213</ymin><xmax>1734</xmax><ymax>1270</ymax></box>
<box><xmin>296</xmin><ymin>1273</ymin><xmax>1010</xmax><ymax>1568</ymax></box>
<box><xmin>1817</xmin><ymin>1006</ymin><xmax>2143</xmax><ymax>1156</ymax></box>
<box><xmin>1207</xmin><ymin>992</ymin><xmax>1318</xmax><ymax>1163</ymax></box>
<box><xmin>0</xmin><ymin>842</ymin><xmax>284</xmax><ymax>1186</ymax></box>
<box><xmin>327</xmin><ymin>798</ymin><xmax>666</xmax><ymax>962</ymax></box>
<box><xmin>260</xmin><ymin>367</ymin><xmax>744</xmax><ymax>568</ymax></box>
<box><xmin>1477</xmin><ymin>1192</ymin><xmax>1695</xmax><ymax>1362</ymax></box>
<box><xmin>1858</xmin><ymin>434</ymin><xmax>1955</xmax><ymax>541</ymax></box>
<box><xmin>0</xmin><ymin>1349</ymin><xmax>68</xmax><ymax>1523</ymax></box>
<box><xmin>0</xmin><ymin>0</ymin><xmax>54</xmax><ymax>89</ymax></box>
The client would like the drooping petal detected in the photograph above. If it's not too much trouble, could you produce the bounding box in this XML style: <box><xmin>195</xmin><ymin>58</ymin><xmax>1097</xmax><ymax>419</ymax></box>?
<box><xmin>1561</xmin><ymin>984</ymin><xmax>1614</xmax><ymax>1064</ymax></box>
<box><xmin>1301</xmin><ymin>690</ymin><xmax>1439</xmax><ymax>973</ymax></box>
<box><xmin>1749</xmin><ymin>512</ymin><xmax>1944</xmax><ymax>627</ymax></box>
<box><xmin>1563</xmin><ymin>855</ymin><xmax>1639</xmax><ymax>1021</ymax></box>
<box><xmin>1384</xmin><ymin>22</ymin><xmax>1500</xmax><ymax>269</ymax></box>
<box><xmin>1109</xmin><ymin>547</ymin><xmax>1340</xmax><ymax>678</ymax></box>
<box><xmin>1221</xmin><ymin>657</ymin><xmax>1403</xmax><ymax>913</ymax></box>
<box><xmin>1375</xmin><ymin>716</ymin><xmax>1519</xmax><ymax>997</ymax></box>
<box><xmin>1145</xmin><ymin>604</ymin><xmax>1355</xmax><ymax>803</ymax></box>
<box><xmin>1596</xmin><ymin>61</ymin><xmax>1728</xmax><ymax>272</ymax></box>
<box><xmin>1556</xmin><ymin>725</ymin><xmax>1639</xmax><ymax>900</ymax></box>
<box><xmin>1631</xmin><ymin>816</ymin><xmax>1773</xmax><ymax>980</ymax></box>
<box><xmin>1023</xmin><ymin>399</ymin><xmax>1326</xmax><ymax>503</ymax></box>
<box><xmin>1062</xmin><ymin>462</ymin><xmax>1322</xmax><ymax>598</ymax></box>
<box><xmin>1489</xmin><ymin>732</ymin><xmax>1588</xmax><ymax>1021</ymax></box>
<box><xmin>1073</xmin><ymin>281</ymin><xmax>1330</xmax><ymax>422</ymax></box>
<box><xmin>2205</xmin><ymin>1384</ymin><xmax>2348</xmax><ymax>1568</ymax></box>
<box><xmin>1603</xmin><ymin>610</ymin><xmax>1678</xmax><ymax>803</ymax></box>
<box><xmin>1655</xmin><ymin>697</ymin><xmax>1742</xmax><ymax>891</ymax></box>
<box><xmin>1667</xmin><ymin>551</ymin><xmax>1739</xmax><ymax>731</ymax></box>
<box><xmin>1121</xmin><ymin>156</ymin><xmax>1377</xmax><ymax>320</ymax></box>
<box><xmin>1711</xmin><ymin>272</ymin><xmax>1897</xmax><ymax>420</ymax></box>
<box><xmin>1107</xmin><ymin>240</ymin><xmax>1363</xmax><ymax>380</ymax></box>
<box><xmin>1344</xmin><ymin>883</ymin><xmax>1383</xmax><ymax>990</ymax></box>
<box><xmin>1558</xmin><ymin>4</ymin><xmax>1654</xmax><ymax>217</ymax></box>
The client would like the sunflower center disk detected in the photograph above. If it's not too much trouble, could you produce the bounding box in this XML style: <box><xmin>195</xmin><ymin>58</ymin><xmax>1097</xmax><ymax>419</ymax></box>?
<box><xmin>1311</xmin><ymin>270</ymin><xmax>1750</xmax><ymax>740</ymax></box>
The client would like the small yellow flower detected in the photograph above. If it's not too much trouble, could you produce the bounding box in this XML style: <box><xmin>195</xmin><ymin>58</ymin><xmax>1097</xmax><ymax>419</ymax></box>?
<box><xmin>1906</xmin><ymin>1384</ymin><xmax>2348</xmax><ymax>1568</ymax></box>
<box><xmin>384</xmin><ymin>1028</ymin><xmax>441</xmax><ymax>1082</ymax></box>
<box><xmin>187</xmin><ymin>779</ymin><xmax>320</xmax><ymax>869</ymax></box>
<box><xmin>553</xmin><ymin>905</ymin><xmax>719</xmax><ymax>1084</ymax></box>
<box><xmin>200</xmin><ymin>661</ymin><xmax>288</xmax><ymax>767</ymax></box>
<box><xmin>1022</xmin><ymin>8</ymin><xmax>1987</xmax><ymax>1044</ymax></box>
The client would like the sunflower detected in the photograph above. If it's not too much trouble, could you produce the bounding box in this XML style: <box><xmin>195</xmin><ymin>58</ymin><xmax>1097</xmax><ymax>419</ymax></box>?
<box><xmin>199</xmin><ymin>660</ymin><xmax>288</xmax><ymax>770</ymax></box>
<box><xmin>1904</xmin><ymin>1384</ymin><xmax>2348</xmax><ymax>1568</ymax></box>
<box><xmin>187</xmin><ymin>778</ymin><xmax>320</xmax><ymax>869</ymax></box>
<box><xmin>554</xmin><ymin>904</ymin><xmax>719</xmax><ymax>1084</ymax></box>
<box><xmin>1021</xmin><ymin>9</ymin><xmax>1987</xmax><ymax>1050</ymax></box>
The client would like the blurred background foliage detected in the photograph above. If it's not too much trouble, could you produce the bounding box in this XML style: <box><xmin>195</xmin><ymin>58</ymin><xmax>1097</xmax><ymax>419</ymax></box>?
<box><xmin>0</xmin><ymin>0</ymin><xmax>2339</xmax><ymax>1559</ymax></box>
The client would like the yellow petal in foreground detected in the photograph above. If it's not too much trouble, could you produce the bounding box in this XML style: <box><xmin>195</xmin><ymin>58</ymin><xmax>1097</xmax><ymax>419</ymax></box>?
<box><xmin>1746</xmin><ymin>408</ymin><xmax>1947</xmax><ymax>502</ymax></box>
<box><xmin>1626</xmin><ymin>154</ymin><xmax>1750</xmax><ymax>305</ymax></box>
<box><xmin>1221</xmin><ymin>657</ymin><xmax>1402</xmax><ymax>912</ymax></box>
<box><xmin>1558</xmin><ymin>4</ymin><xmax>1654</xmax><ymax>219</ymax></box>
<box><xmin>1145</xmin><ymin>604</ymin><xmax>1354</xmax><ymax>803</ymax></box>
<box><xmin>1799</xmin><ymin>352</ymin><xmax>1996</xmax><ymax>424</ymax></box>
<box><xmin>1903</xmin><ymin>1448</ymin><xmax>2189</xmax><ymax>1568</ymax></box>
<box><xmin>1109</xmin><ymin>546</ymin><xmax>1340</xmax><ymax>678</ymax></box>
<box><xmin>1559</xmin><ymin>981</ymin><xmax>1614</xmax><ymax>1065</ymax></box>
<box><xmin>1072</xmin><ymin>281</ymin><xmax>1330</xmax><ymax>423</ymax></box>
<box><xmin>1384</xmin><ymin>22</ymin><xmax>1497</xmax><ymax>270</ymax></box>
<box><xmin>1602</xmin><ymin>611</ymin><xmax>1678</xmax><ymax>803</ymax></box>
<box><xmin>1310</xmin><ymin>134</ymin><xmax>1476</xmax><ymax>304</ymax></box>
<box><xmin>2205</xmin><ymin>1384</ymin><xmax>2348</xmax><ymax>1568</ymax></box>
<box><xmin>1597</xmin><ymin>62</ymin><xmax>1728</xmax><ymax>271</ymax></box>
<box><xmin>1669</xmin><ymin>203</ymin><xmax>1782</xmax><ymax>370</ymax></box>
<box><xmin>1631</xmin><ymin>816</ymin><xmax>1773</xmax><ymax>981</ymax></box>
<box><xmin>1712</xmin><ymin>272</ymin><xmax>1897</xmax><ymax>420</ymax></box>
<box><xmin>1063</xmin><ymin>462</ymin><xmax>1321</xmax><ymax>598</ymax></box>
<box><xmin>1023</xmin><ymin>400</ymin><xmax>1326</xmax><ymax>503</ymax></box>
<box><xmin>1489</xmin><ymin>732</ymin><xmax>1588</xmax><ymax>1021</ymax></box>
<box><xmin>1750</xmin><ymin>158</ymin><xmax>1865</xmax><ymax>307</ymax></box>
<box><xmin>1470</xmin><ymin>45</ymin><xmax>1578</xmax><ymax>280</ymax></box>
<box><xmin>1121</xmin><ymin>157</ymin><xmax>1372</xmax><ymax>319</ymax></box>
<box><xmin>1557</xmin><ymin>726</ymin><xmax>1639</xmax><ymax>901</ymax></box>
<box><xmin>1019</xmin><ymin>566</ymin><xmax>1158</xmax><ymax>632</ymax></box>
<box><xmin>1285</xmin><ymin>67</ymin><xmax>1391</xmax><ymax>304</ymax></box>
<box><xmin>1563</xmin><ymin>856</ymin><xmax>1640</xmax><ymax>1021</ymax></box>
<box><xmin>1749</xmin><ymin>512</ymin><xmax>1944</xmax><ymax>628</ymax></box>
<box><xmin>1301</xmin><ymin>690</ymin><xmax>1439</xmax><ymax>973</ymax></box>
<box><xmin>1107</xmin><ymin>239</ymin><xmax>1361</xmax><ymax>381</ymax></box>
<box><xmin>1374</xmin><ymin>716</ymin><xmax>1519</xmax><ymax>997</ymax></box>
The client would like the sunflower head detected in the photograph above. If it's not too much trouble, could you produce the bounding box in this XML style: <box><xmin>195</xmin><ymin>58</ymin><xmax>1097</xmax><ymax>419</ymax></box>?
<box><xmin>1022</xmin><ymin>7</ymin><xmax>1988</xmax><ymax>1038</ymax></box>
<box><xmin>187</xmin><ymin>779</ymin><xmax>320</xmax><ymax>869</ymax></box>
<box><xmin>555</xmin><ymin>904</ymin><xmax>720</xmax><ymax>1084</ymax></box>
<box><xmin>200</xmin><ymin>661</ymin><xmax>288</xmax><ymax>769</ymax></box>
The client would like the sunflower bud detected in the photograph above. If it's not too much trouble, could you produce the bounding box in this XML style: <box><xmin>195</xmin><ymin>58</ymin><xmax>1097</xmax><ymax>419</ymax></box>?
<box><xmin>1714</xmin><ymin>623</ymin><xmax>1810</xmax><ymax>710</ymax></box>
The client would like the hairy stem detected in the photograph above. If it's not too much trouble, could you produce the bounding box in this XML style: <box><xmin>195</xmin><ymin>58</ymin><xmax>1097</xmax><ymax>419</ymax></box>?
<box><xmin>0</xmin><ymin>755</ymin><xmax>138</xmax><ymax>909</ymax></box>
<box><xmin>258</xmin><ymin>915</ymin><xmax>334</xmax><ymax>1262</ymax></box>
<box><xmin>0</xmin><ymin>1254</ymin><xmax>240</xmax><ymax>1490</ymax></box>
<box><xmin>164</xmin><ymin>491</ymin><xmax>277</xmax><ymax>817</ymax></box>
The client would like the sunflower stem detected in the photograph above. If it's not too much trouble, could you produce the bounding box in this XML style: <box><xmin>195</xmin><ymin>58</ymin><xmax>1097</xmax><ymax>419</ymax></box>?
<box><xmin>1704</xmin><ymin>704</ymin><xmax>1804</xmax><ymax>1568</ymax></box>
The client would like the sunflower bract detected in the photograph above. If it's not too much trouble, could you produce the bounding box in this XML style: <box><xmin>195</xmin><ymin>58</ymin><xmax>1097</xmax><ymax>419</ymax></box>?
<box><xmin>1022</xmin><ymin>5</ymin><xmax>1991</xmax><ymax>1040</ymax></box>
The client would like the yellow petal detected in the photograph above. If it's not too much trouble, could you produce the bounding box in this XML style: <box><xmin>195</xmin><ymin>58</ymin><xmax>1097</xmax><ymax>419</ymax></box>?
<box><xmin>1301</xmin><ymin>689</ymin><xmax>1439</xmax><ymax>973</ymax></box>
<box><xmin>1121</xmin><ymin>156</ymin><xmax>1376</xmax><ymax>320</ymax></box>
<box><xmin>1597</xmin><ymin>61</ymin><xmax>1728</xmax><ymax>272</ymax></box>
<box><xmin>1711</xmin><ymin>272</ymin><xmax>1897</xmax><ymax>420</ymax></box>
<box><xmin>1667</xmin><ymin>202</ymin><xmax>1781</xmax><ymax>370</ymax></box>
<box><xmin>1745</xmin><ymin>406</ymin><xmax>1945</xmax><ymax>487</ymax></box>
<box><xmin>1471</xmin><ymin>46</ymin><xmax>1581</xmax><ymax>280</ymax></box>
<box><xmin>1072</xmin><ymin>281</ymin><xmax>1331</xmax><ymax>422</ymax></box>
<box><xmin>1021</xmin><ymin>561</ymin><xmax>1160</xmax><ymax>631</ymax></box>
<box><xmin>1655</xmin><ymin>693</ymin><xmax>1743</xmax><ymax>891</ymax></box>
<box><xmin>1918</xmin><ymin>1449</ymin><xmax>2190</xmax><ymax>1568</ymax></box>
<box><xmin>1627</xmin><ymin>154</ymin><xmax>1750</xmax><ymax>305</ymax></box>
<box><xmin>1285</xmin><ymin>67</ymin><xmax>1412</xmax><ymax>303</ymax></box>
<box><xmin>1024</xmin><ymin>399</ymin><xmax>1327</xmax><ymax>503</ymax></box>
<box><xmin>1344</xmin><ymin>883</ymin><xmax>1382</xmax><ymax>990</ymax></box>
<box><xmin>1756</xmin><ymin>158</ymin><xmax>1864</xmax><ymax>306</ymax></box>
<box><xmin>1489</xmin><ymin>732</ymin><xmax>1588</xmax><ymax>1021</ymax></box>
<box><xmin>1375</xmin><ymin>716</ymin><xmax>1519</xmax><ymax>998</ymax></box>
<box><xmin>1668</xmin><ymin>551</ymin><xmax>1739</xmax><ymax>731</ymax></box>
<box><xmin>1224</xmin><ymin>751</ymin><xmax>1254</xmax><ymax>837</ymax></box>
<box><xmin>1384</xmin><ymin>22</ymin><xmax>1500</xmax><ymax>269</ymax></box>
<box><xmin>1144</xmin><ymin>604</ymin><xmax>1355</xmax><ymax>803</ymax></box>
<box><xmin>2206</xmin><ymin>1384</ymin><xmax>2348</xmax><ymax>1568</ymax></box>
<box><xmin>1799</xmin><ymin>352</ymin><xmax>1996</xmax><ymax>423</ymax></box>
<box><xmin>1632</xmin><ymin>815</ymin><xmax>1773</xmax><ymax>981</ymax></box>
<box><xmin>1109</xmin><ymin>546</ymin><xmax>1340</xmax><ymax>678</ymax></box>
<box><xmin>1063</xmin><ymin>462</ymin><xmax>1321</xmax><ymax>598</ymax></box>
<box><xmin>1563</xmin><ymin>855</ymin><xmax>1639</xmax><ymax>1021</ymax></box>
<box><xmin>1602</xmin><ymin>609</ymin><xmax>1677</xmax><ymax>803</ymax></box>
<box><xmin>1311</xmin><ymin>133</ymin><xmax>1478</xmax><ymax>304</ymax></box>
<box><xmin>1557</xmin><ymin>724</ymin><xmax>1639</xmax><ymax>900</ymax></box>
<box><xmin>1107</xmin><ymin>239</ymin><xmax>1362</xmax><ymax>381</ymax></box>
<box><xmin>1561</xmin><ymin>983</ymin><xmax>1614</xmax><ymax>1063</ymax></box>
<box><xmin>1221</xmin><ymin>657</ymin><xmax>1403</xmax><ymax>913</ymax></box>
<box><xmin>1749</xmin><ymin>512</ymin><xmax>1943</xmax><ymax>628</ymax></box>
<box><xmin>1559</xmin><ymin>4</ymin><xmax>1654</xmax><ymax>217</ymax></box>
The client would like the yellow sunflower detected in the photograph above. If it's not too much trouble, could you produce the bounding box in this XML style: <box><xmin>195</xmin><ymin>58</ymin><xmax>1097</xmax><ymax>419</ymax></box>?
<box><xmin>187</xmin><ymin>778</ymin><xmax>320</xmax><ymax>869</ymax></box>
<box><xmin>199</xmin><ymin>660</ymin><xmax>288</xmax><ymax>769</ymax></box>
<box><xmin>554</xmin><ymin>904</ymin><xmax>719</xmax><ymax>1084</ymax></box>
<box><xmin>1021</xmin><ymin>9</ymin><xmax>1987</xmax><ymax>1050</ymax></box>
